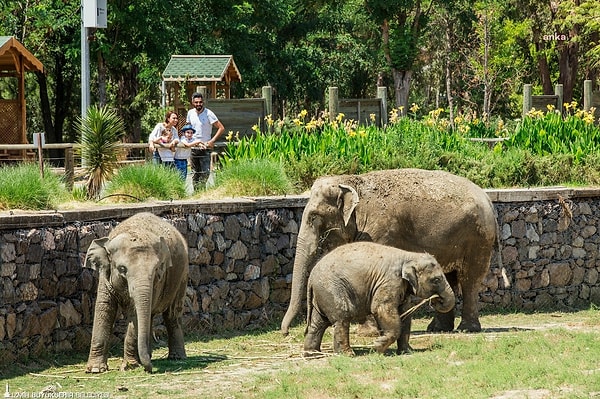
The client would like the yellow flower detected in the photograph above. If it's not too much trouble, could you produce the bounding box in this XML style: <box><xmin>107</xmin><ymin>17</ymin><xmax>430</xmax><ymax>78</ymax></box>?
<box><xmin>298</xmin><ymin>109</ymin><xmax>308</xmax><ymax>119</ymax></box>
<box><xmin>336</xmin><ymin>113</ymin><xmax>345</xmax><ymax>123</ymax></box>
<box><xmin>293</xmin><ymin>118</ymin><xmax>302</xmax><ymax>126</ymax></box>
<box><xmin>369</xmin><ymin>113</ymin><xmax>376</xmax><ymax>122</ymax></box>
<box><xmin>265</xmin><ymin>114</ymin><xmax>274</xmax><ymax>126</ymax></box>
<box><xmin>546</xmin><ymin>104</ymin><xmax>555</xmax><ymax>113</ymax></box>
<box><xmin>347</xmin><ymin>129</ymin><xmax>356</xmax><ymax>137</ymax></box>
<box><xmin>410</xmin><ymin>103</ymin><xmax>419</xmax><ymax>113</ymax></box>
<box><xmin>252</xmin><ymin>124</ymin><xmax>260</xmax><ymax>133</ymax></box>
<box><xmin>226</xmin><ymin>131</ymin><xmax>234</xmax><ymax>141</ymax></box>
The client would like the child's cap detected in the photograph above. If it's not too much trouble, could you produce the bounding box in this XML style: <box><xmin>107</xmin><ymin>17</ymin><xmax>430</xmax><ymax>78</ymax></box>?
<box><xmin>181</xmin><ymin>124</ymin><xmax>196</xmax><ymax>133</ymax></box>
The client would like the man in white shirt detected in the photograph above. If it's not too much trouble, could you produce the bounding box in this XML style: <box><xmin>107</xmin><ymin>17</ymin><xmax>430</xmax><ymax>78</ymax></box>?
<box><xmin>186</xmin><ymin>92</ymin><xmax>225</xmax><ymax>185</ymax></box>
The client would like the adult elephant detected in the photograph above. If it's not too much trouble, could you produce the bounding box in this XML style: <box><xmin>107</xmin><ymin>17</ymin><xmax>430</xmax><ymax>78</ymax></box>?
<box><xmin>84</xmin><ymin>212</ymin><xmax>188</xmax><ymax>373</ymax></box>
<box><xmin>281</xmin><ymin>168</ymin><xmax>497</xmax><ymax>335</ymax></box>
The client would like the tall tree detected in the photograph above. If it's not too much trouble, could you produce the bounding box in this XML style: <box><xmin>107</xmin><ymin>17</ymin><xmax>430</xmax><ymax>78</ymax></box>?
<box><xmin>365</xmin><ymin>0</ymin><xmax>434</xmax><ymax>114</ymax></box>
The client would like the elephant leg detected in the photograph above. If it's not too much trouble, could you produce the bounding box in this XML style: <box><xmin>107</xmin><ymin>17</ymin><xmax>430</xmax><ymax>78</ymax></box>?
<box><xmin>333</xmin><ymin>320</ymin><xmax>355</xmax><ymax>356</ymax></box>
<box><xmin>121</xmin><ymin>318</ymin><xmax>141</xmax><ymax>371</ymax></box>
<box><xmin>396</xmin><ymin>303</ymin><xmax>413</xmax><ymax>354</ymax></box>
<box><xmin>456</xmin><ymin>265</ymin><xmax>486</xmax><ymax>332</ymax></box>
<box><xmin>427</xmin><ymin>308</ymin><xmax>456</xmax><ymax>332</ymax></box>
<box><xmin>372</xmin><ymin>306</ymin><xmax>401</xmax><ymax>354</ymax></box>
<box><xmin>303</xmin><ymin>309</ymin><xmax>330</xmax><ymax>356</ymax></box>
<box><xmin>86</xmin><ymin>292</ymin><xmax>118</xmax><ymax>373</ymax></box>
<box><xmin>163</xmin><ymin>298</ymin><xmax>187</xmax><ymax>360</ymax></box>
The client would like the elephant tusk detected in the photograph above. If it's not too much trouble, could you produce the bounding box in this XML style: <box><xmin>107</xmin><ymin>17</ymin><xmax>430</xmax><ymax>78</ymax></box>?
<box><xmin>399</xmin><ymin>294</ymin><xmax>440</xmax><ymax>321</ymax></box>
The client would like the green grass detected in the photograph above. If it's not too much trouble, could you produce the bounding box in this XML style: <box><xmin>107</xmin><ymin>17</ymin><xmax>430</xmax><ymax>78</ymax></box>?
<box><xmin>209</xmin><ymin>158</ymin><xmax>294</xmax><ymax>197</ymax></box>
<box><xmin>3</xmin><ymin>309</ymin><xmax>600</xmax><ymax>398</ymax></box>
<box><xmin>102</xmin><ymin>163</ymin><xmax>186</xmax><ymax>202</ymax></box>
<box><xmin>0</xmin><ymin>163</ymin><xmax>68</xmax><ymax>210</ymax></box>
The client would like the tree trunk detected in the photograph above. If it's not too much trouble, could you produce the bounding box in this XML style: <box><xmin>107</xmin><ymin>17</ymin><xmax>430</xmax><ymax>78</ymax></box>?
<box><xmin>393</xmin><ymin>69</ymin><xmax>412</xmax><ymax>116</ymax></box>
<box><xmin>444</xmin><ymin>15</ymin><xmax>455</xmax><ymax>130</ymax></box>
<box><xmin>558</xmin><ymin>38</ymin><xmax>579</xmax><ymax>104</ymax></box>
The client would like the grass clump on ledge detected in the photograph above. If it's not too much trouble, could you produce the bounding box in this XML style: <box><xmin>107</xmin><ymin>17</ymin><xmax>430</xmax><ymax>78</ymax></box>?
<box><xmin>212</xmin><ymin>158</ymin><xmax>294</xmax><ymax>197</ymax></box>
<box><xmin>0</xmin><ymin>163</ymin><xmax>67</xmax><ymax>211</ymax></box>
<box><xmin>102</xmin><ymin>163</ymin><xmax>187</xmax><ymax>202</ymax></box>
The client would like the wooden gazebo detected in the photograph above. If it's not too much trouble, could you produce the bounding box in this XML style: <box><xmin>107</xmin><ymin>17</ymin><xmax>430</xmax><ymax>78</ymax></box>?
<box><xmin>162</xmin><ymin>55</ymin><xmax>242</xmax><ymax>114</ymax></box>
<box><xmin>0</xmin><ymin>36</ymin><xmax>44</xmax><ymax>159</ymax></box>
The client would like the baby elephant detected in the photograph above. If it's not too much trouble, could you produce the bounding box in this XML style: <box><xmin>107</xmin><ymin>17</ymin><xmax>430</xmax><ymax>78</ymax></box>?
<box><xmin>304</xmin><ymin>241</ymin><xmax>455</xmax><ymax>356</ymax></box>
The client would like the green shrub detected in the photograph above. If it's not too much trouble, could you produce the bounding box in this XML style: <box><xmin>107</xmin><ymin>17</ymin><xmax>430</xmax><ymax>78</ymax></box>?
<box><xmin>213</xmin><ymin>158</ymin><xmax>293</xmax><ymax>196</ymax></box>
<box><xmin>0</xmin><ymin>163</ymin><xmax>67</xmax><ymax>210</ymax></box>
<box><xmin>103</xmin><ymin>163</ymin><xmax>186</xmax><ymax>202</ymax></box>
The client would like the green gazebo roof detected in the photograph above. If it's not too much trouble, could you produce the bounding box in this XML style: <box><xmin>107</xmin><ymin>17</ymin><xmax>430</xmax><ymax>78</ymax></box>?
<box><xmin>162</xmin><ymin>55</ymin><xmax>241</xmax><ymax>82</ymax></box>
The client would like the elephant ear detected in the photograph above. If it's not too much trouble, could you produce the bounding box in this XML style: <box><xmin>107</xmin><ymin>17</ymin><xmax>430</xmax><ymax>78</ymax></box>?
<box><xmin>401</xmin><ymin>261</ymin><xmax>418</xmax><ymax>294</ymax></box>
<box><xmin>84</xmin><ymin>237</ymin><xmax>111</xmax><ymax>277</ymax></box>
<box><xmin>338</xmin><ymin>184</ymin><xmax>359</xmax><ymax>226</ymax></box>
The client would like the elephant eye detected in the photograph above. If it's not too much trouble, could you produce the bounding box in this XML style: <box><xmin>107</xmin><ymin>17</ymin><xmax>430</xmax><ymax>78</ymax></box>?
<box><xmin>117</xmin><ymin>265</ymin><xmax>128</xmax><ymax>275</ymax></box>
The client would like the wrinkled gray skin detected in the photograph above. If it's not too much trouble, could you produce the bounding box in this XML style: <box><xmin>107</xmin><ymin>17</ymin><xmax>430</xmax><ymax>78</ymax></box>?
<box><xmin>84</xmin><ymin>212</ymin><xmax>188</xmax><ymax>373</ymax></box>
<box><xmin>281</xmin><ymin>168</ymin><xmax>497</xmax><ymax>335</ymax></box>
<box><xmin>304</xmin><ymin>242</ymin><xmax>455</xmax><ymax>355</ymax></box>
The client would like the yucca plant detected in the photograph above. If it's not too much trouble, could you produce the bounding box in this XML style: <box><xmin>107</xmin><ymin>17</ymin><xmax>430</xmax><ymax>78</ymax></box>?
<box><xmin>78</xmin><ymin>105</ymin><xmax>125</xmax><ymax>200</ymax></box>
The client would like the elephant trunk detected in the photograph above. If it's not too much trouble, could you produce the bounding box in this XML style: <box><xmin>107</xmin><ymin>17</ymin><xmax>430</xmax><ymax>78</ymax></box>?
<box><xmin>432</xmin><ymin>281</ymin><xmax>456</xmax><ymax>314</ymax></box>
<box><xmin>281</xmin><ymin>234</ymin><xmax>317</xmax><ymax>335</ymax></box>
<box><xmin>133</xmin><ymin>285</ymin><xmax>154</xmax><ymax>372</ymax></box>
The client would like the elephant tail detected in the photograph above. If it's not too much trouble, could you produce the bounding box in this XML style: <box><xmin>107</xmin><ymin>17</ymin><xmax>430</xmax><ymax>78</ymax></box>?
<box><xmin>494</xmin><ymin>213</ymin><xmax>510</xmax><ymax>289</ymax></box>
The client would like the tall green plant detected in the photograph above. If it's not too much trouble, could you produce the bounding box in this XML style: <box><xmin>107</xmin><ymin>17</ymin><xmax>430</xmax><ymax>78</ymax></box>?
<box><xmin>79</xmin><ymin>105</ymin><xmax>125</xmax><ymax>200</ymax></box>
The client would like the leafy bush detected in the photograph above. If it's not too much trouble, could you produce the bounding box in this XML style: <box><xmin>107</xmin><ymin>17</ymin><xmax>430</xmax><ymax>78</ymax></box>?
<box><xmin>103</xmin><ymin>163</ymin><xmax>186</xmax><ymax>202</ymax></box>
<box><xmin>215</xmin><ymin>158</ymin><xmax>293</xmax><ymax>196</ymax></box>
<box><xmin>0</xmin><ymin>163</ymin><xmax>67</xmax><ymax>210</ymax></box>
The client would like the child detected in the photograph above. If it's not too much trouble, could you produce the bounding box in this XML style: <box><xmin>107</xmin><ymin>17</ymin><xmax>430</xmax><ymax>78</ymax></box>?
<box><xmin>151</xmin><ymin>125</ymin><xmax>176</xmax><ymax>167</ymax></box>
<box><xmin>174</xmin><ymin>124</ymin><xmax>205</xmax><ymax>180</ymax></box>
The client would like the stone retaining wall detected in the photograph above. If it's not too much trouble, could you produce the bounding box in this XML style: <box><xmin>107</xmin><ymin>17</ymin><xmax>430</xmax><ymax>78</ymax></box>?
<box><xmin>1</xmin><ymin>188</ymin><xmax>600</xmax><ymax>364</ymax></box>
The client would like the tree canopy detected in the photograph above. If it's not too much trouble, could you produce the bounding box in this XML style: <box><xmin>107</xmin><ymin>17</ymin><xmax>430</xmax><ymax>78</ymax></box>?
<box><xmin>0</xmin><ymin>0</ymin><xmax>597</xmax><ymax>143</ymax></box>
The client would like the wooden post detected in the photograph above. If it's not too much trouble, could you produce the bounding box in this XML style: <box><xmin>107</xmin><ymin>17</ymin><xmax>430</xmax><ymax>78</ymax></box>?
<box><xmin>377</xmin><ymin>86</ymin><xmax>387</xmax><ymax>126</ymax></box>
<box><xmin>262</xmin><ymin>86</ymin><xmax>273</xmax><ymax>117</ymax></box>
<box><xmin>328</xmin><ymin>87</ymin><xmax>338</xmax><ymax>120</ymax></box>
<box><xmin>64</xmin><ymin>145</ymin><xmax>74</xmax><ymax>191</ymax></box>
<box><xmin>522</xmin><ymin>84</ymin><xmax>532</xmax><ymax>117</ymax></box>
<box><xmin>584</xmin><ymin>80</ymin><xmax>592</xmax><ymax>111</ymax></box>
<box><xmin>555</xmin><ymin>84</ymin><xmax>563</xmax><ymax>115</ymax></box>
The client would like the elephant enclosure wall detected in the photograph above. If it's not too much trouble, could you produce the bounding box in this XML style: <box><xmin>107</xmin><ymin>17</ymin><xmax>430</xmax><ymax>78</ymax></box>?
<box><xmin>1</xmin><ymin>188</ymin><xmax>600</xmax><ymax>364</ymax></box>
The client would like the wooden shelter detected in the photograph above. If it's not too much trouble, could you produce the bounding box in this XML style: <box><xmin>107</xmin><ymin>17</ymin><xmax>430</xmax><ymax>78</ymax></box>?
<box><xmin>162</xmin><ymin>55</ymin><xmax>242</xmax><ymax>114</ymax></box>
<box><xmin>0</xmin><ymin>36</ymin><xmax>44</xmax><ymax>159</ymax></box>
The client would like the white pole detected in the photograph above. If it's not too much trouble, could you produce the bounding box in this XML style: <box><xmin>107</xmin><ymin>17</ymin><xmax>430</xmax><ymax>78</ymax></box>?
<box><xmin>81</xmin><ymin>13</ymin><xmax>90</xmax><ymax>120</ymax></box>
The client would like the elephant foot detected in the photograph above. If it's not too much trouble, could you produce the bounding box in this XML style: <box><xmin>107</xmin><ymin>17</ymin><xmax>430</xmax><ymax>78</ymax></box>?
<box><xmin>168</xmin><ymin>351</ymin><xmax>187</xmax><ymax>360</ymax></box>
<box><xmin>427</xmin><ymin>312</ymin><xmax>455</xmax><ymax>332</ymax></box>
<box><xmin>396</xmin><ymin>345</ymin><xmax>413</xmax><ymax>355</ymax></box>
<box><xmin>120</xmin><ymin>359</ymin><xmax>141</xmax><ymax>371</ymax></box>
<box><xmin>302</xmin><ymin>349</ymin><xmax>324</xmax><ymax>358</ymax></box>
<box><xmin>85</xmin><ymin>359</ymin><xmax>108</xmax><ymax>374</ymax></box>
<box><xmin>457</xmin><ymin>319</ymin><xmax>481</xmax><ymax>333</ymax></box>
<box><xmin>338</xmin><ymin>347</ymin><xmax>356</xmax><ymax>356</ymax></box>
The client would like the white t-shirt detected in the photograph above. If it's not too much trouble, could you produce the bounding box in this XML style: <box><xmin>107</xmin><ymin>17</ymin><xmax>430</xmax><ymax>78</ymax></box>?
<box><xmin>175</xmin><ymin>136</ymin><xmax>195</xmax><ymax>160</ymax></box>
<box><xmin>186</xmin><ymin>107</ymin><xmax>219</xmax><ymax>142</ymax></box>
<box><xmin>150</xmin><ymin>123</ymin><xmax>177</xmax><ymax>162</ymax></box>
